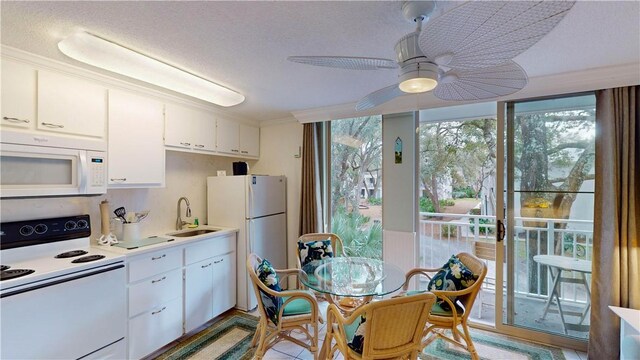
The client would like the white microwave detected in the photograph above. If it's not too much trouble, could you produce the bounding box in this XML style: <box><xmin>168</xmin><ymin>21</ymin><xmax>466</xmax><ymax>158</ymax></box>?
<box><xmin>0</xmin><ymin>139</ymin><xmax>107</xmax><ymax>198</ymax></box>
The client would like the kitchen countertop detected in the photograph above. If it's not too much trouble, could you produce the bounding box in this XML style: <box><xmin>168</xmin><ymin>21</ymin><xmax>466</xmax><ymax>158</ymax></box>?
<box><xmin>94</xmin><ymin>225</ymin><xmax>238</xmax><ymax>257</ymax></box>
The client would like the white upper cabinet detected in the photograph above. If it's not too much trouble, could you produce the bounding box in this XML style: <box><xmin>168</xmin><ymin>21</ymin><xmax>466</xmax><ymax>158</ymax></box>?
<box><xmin>108</xmin><ymin>90</ymin><xmax>165</xmax><ymax>187</ymax></box>
<box><xmin>164</xmin><ymin>103</ymin><xmax>216</xmax><ymax>153</ymax></box>
<box><xmin>37</xmin><ymin>70</ymin><xmax>107</xmax><ymax>138</ymax></box>
<box><xmin>239</xmin><ymin>124</ymin><xmax>260</xmax><ymax>158</ymax></box>
<box><xmin>215</xmin><ymin>117</ymin><xmax>240</xmax><ymax>155</ymax></box>
<box><xmin>1</xmin><ymin>59</ymin><xmax>36</xmax><ymax>129</ymax></box>
<box><xmin>216</xmin><ymin>118</ymin><xmax>259</xmax><ymax>158</ymax></box>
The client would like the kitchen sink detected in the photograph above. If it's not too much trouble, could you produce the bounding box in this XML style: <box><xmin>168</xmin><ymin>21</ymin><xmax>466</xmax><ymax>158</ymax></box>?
<box><xmin>170</xmin><ymin>229</ymin><xmax>219</xmax><ymax>237</ymax></box>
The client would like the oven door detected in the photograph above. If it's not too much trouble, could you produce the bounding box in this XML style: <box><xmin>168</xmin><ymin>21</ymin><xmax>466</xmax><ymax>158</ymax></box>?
<box><xmin>0</xmin><ymin>263</ymin><xmax>126</xmax><ymax>359</ymax></box>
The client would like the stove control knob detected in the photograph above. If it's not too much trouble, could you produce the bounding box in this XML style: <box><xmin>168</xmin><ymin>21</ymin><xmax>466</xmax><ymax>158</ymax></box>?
<box><xmin>65</xmin><ymin>221</ymin><xmax>77</xmax><ymax>230</ymax></box>
<box><xmin>34</xmin><ymin>224</ymin><xmax>48</xmax><ymax>234</ymax></box>
<box><xmin>76</xmin><ymin>220</ymin><xmax>88</xmax><ymax>229</ymax></box>
<box><xmin>19</xmin><ymin>225</ymin><xmax>34</xmax><ymax>236</ymax></box>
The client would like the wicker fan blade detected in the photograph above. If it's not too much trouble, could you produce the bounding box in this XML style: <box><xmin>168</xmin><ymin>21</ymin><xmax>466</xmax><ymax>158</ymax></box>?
<box><xmin>434</xmin><ymin>60</ymin><xmax>528</xmax><ymax>101</ymax></box>
<box><xmin>356</xmin><ymin>84</ymin><xmax>405</xmax><ymax>111</ymax></box>
<box><xmin>288</xmin><ymin>56</ymin><xmax>398</xmax><ymax>70</ymax></box>
<box><xmin>420</xmin><ymin>1</ymin><xmax>575</xmax><ymax>70</ymax></box>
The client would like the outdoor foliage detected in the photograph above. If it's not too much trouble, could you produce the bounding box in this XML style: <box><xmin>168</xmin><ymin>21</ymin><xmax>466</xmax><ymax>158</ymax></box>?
<box><xmin>367</xmin><ymin>197</ymin><xmax>382</xmax><ymax>206</ymax></box>
<box><xmin>469</xmin><ymin>217</ymin><xmax>495</xmax><ymax>235</ymax></box>
<box><xmin>440</xmin><ymin>224</ymin><xmax>458</xmax><ymax>238</ymax></box>
<box><xmin>331</xmin><ymin>206</ymin><xmax>382</xmax><ymax>259</ymax></box>
<box><xmin>419</xmin><ymin>119</ymin><xmax>496</xmax><ymax>214</ymax></box>
<box><xmin>452</xmin><ymin>186</ymin><xmax>476</xmax><ymax>199</ymax></box>
<box><xmin>419</xmin><ymin>197</ymin><xmax>455</xmax><ymax>212</ymax></box>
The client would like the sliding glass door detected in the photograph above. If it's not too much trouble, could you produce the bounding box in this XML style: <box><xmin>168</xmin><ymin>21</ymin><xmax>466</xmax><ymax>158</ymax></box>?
<box><xmin>496</xmin><ymin>94</ymin><xmax>595</xmax><ymax>346</ymax></box>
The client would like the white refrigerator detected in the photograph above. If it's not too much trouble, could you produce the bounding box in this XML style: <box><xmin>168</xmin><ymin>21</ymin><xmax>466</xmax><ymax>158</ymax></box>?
<box><xmin>207</xmin><ymin>175</ymin><xmax>287</xmax><ymax>311</ymax></box>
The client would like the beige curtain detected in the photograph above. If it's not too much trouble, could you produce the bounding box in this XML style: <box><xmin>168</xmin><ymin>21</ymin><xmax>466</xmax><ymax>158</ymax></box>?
<box><xmin>588</xmin><ymin>86</ymin><xmax>639</xmax><ymax>359</ymax></box>
<box><xmin>299</xmin><ymin>123</ymin><xmax>320</xmax><ymax>235</ymax></box>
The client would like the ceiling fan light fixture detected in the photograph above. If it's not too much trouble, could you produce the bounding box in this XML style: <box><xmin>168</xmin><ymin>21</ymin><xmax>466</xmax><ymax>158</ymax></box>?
<box><xmin>58</xmin><ymin>31</ymin><xmax>245</xmax><ymax>107</ymax></box>
<box><xmin>398</xmin><ymin>61</ymin><xmax>439</xmax><ymax>93</ymax></box>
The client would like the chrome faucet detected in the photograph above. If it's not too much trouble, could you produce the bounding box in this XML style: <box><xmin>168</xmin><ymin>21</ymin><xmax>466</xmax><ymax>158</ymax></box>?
<box><xmin>176</xmin><ymin>197</ymin><xmax>192</xmax><ymax>230</ymax></box>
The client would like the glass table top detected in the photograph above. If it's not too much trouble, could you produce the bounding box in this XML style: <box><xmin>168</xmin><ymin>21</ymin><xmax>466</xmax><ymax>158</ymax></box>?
<box><xmin>299</xmin><ymin>257</ymin><xmax>406</xmax><ymax>298</ymax></box>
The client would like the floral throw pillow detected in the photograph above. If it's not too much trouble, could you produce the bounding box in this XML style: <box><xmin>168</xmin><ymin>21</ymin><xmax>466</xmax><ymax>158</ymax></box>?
<box><xmin>255</xmin><ymin>259</ymin><xmax>283</xmax><ymax>325</ymax></box>
<box><xmin>347</xmin><ymin>315</ymin><xmax>367</xmax><ymax>354</ymax></box>
<box><xmin>298</xmin><ymin>239</ymin><xmax>334</xmax><ymax>272</ymax></box>
<box><xmin>427</xmin><ymin>255</ymin><xmax>478</xmax><ymax>311</ymax></box>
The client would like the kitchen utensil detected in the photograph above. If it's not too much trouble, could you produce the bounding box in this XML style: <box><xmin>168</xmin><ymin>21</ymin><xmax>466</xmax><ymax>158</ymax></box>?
<box><xmin>125</xmin><ymin>212</ymin><xmax>136</xmax><ymax>223</ymax></box>
<box><xmin>135</xmin><ymin>210</ymin><xmax>150</xmax><ymax>223</ymax></box>
<box><xmin>114</xmin><ymin>207</ymin><xmax>127</xmax><ymax>223</ymax></box>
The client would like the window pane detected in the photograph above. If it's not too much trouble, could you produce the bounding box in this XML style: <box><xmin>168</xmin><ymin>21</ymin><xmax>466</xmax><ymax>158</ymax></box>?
<box><xmin>330</xmin><ymin>116</ymin><xmax>382</xmax><ymax>259</ymax></box>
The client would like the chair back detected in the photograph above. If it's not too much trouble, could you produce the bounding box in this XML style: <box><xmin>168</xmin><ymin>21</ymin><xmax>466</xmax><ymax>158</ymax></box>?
<box><xmin>455</xmin><ymin>252</ymin><xmax>488</xmax><ymax>312</ymax></box>
<box><xmin>360</xmin><ymin>293</ymin><xmax>436</xmax><ymax>358</ymax></box>
<box><xmin>297</xmin><ymin>233</ymin><xmax>345</xmax><ymax>268</ymax></box>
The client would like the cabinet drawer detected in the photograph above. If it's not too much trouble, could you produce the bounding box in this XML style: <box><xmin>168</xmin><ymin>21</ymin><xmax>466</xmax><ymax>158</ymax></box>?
<box><xmin>184</xmin><ymin>240</ymin><xmax>215</xmax><ymax>265</ymax></box>
<box><xmin>129</xmin><ymin>268</ymin><xmax>182</xmax><ymax>317</ymax></box>
<box><xmin>128</xmin><ymin>297</ymin><xmax>182</xmax><ymax>360</ymax></box>
<box><xmin>184</xmin><ymin>234</ymin><xmax>235</xmax><ymax>265</ymax></box>
<box><xmin>129</xmin><ymin>249</ymin><xmax>181</xmax><ymax>283</ymax></box>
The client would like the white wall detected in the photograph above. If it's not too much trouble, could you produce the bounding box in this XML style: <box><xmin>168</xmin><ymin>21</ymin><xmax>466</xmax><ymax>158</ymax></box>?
<box><xmin>252</xmin><ymin>120</ymin><xmax>303</xmax><ymax>269</ymax></box>
<box><xmin>0</xmin><ymin>151</ymin><xmax>243</xmax><ymax>242</ymax></box>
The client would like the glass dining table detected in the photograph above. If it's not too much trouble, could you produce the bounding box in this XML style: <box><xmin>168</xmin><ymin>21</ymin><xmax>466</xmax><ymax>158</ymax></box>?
<box><xmin>299</xmin><ymin>256</ymin><xmax>406</xmax><ymax>314</ymax></box>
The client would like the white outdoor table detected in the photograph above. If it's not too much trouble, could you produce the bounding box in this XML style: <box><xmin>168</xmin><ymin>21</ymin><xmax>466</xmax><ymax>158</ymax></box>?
<box><xmin>533</xmin><ymin>254</ymin><xmax>592</xmax><ymax>334</ymax></box>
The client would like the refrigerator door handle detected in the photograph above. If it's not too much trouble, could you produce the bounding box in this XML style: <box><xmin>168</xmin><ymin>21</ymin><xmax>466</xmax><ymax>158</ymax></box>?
<box><xmin>248</xmin><ymin>176</ymin><xmax>254</xmax><ymax>220</ymax></box>
<box><xmin>248</xmin><ymin>219</ymin><xmax>254</xmax><ymax>253</ymax></box>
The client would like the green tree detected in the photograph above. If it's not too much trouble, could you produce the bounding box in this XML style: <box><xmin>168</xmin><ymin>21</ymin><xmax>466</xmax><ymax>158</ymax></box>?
<box><xmin>515</xmin><ymin>110</ymin><xmax>595</xmax><ymax>294</ymax></box>
<box><xmin>419</xmin><ymin>119</ymin><xmax>496</xmax><ymax>214</ymax></box>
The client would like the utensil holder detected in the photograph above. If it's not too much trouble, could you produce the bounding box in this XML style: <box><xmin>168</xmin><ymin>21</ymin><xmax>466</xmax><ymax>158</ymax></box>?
<box><xmin>122</xmin><ymin>223</ymin><xmax>141</xmax><ymax>242</ymax></box>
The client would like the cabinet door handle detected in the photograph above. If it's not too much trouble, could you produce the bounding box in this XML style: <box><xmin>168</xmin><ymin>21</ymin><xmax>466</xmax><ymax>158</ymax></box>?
<box><xmin>151</xmin><ymin>254</ymin><xmax>166</xmax><ymax>261</ymax></box>
<box><xmin>3</xmin><ymin>116</ymin><xmax>30</xmax><ymax>123</ymax></box>
<box><xmin>151</xmin><ymin>276</ymin><xmax>166</xmax><ymax>284</ymax></box>
<box><xmin>151</xmin><ymin>306</ymin><xmax>167</xmax><ymax>315</ymax></box>
<box><xmin>231</xmin><ymin>149</ymin><xmax>239</xmax><ymax>153</ymax></box>
<box><xmin>180</xmin><ymin>142</ymin><xmax>191</xmax><ymax>146</ymax></box>
<box><xmin>214</xmin><ymin>259</ymin><xmax>224</xmax><ymax>264</ymax></box>
<box><xmin>110</xmin><ymin>178</ymin><xmax>127</xmax><ymax>182</ymax></box>
<box><xmin>41</xmin><ymin>122</ymin><xmax>64</xmax><ymax>128</ymax></box>
<box><xmin>241</xmin><ymin>150</ymin><xmax>248</xmax><ymax>154</ymax></box>
<box><xmin>194</xmin><ymin>144</ymin><xmax>205</xmax><ymax>148</ymax></box>
<box><xmin>201</xmin><ymin>263</ymin><xmax>212</xmax><ymax>268</ymax></box>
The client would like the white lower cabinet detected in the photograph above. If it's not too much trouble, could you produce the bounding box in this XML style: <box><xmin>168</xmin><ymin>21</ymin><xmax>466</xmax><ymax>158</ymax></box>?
<box><xmin>211</xmin><ymin>252</ymin><xmax>236</xmax><ymax>318</ymax></box>
<box><xmin>129</xmin><ymin>297</ymin><xmax>183</xmax><ymax>360</ymax></box>
<box><xmin>125</xmin><ymin>232</ymin><xmax>237</xmax><ymax>359</ymax></box>
<box><xmin>183</xmin><ymin>234</ymin><xmax>236</xmax><ymax>333</ymax></box>
<box><xmin>126</xmin><ymin>248</ymin><xmax>183</xmax><ymax>359</ymax></box>
<box><xmin>184</xmin><ymin>258</ymin><xmax>214</xmax><ymax>333</ymax></box>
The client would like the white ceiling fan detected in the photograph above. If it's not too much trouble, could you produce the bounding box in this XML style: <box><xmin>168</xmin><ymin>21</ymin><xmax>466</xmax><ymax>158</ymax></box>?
<box><xmin>288</xmin><ymin>1</ymin><xmax>576</xmax><ymax>111</ymax></box>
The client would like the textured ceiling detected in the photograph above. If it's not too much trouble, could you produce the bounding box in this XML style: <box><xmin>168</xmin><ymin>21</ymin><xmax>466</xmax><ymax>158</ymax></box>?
<box><xmin>1</xmin><ymin>1</ymin><xmax>639</xmax><ymax>122</ymax></box>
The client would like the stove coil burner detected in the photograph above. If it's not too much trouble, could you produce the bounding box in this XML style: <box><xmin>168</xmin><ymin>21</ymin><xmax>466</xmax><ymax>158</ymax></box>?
<box><xmin>71</xmin><ymin>255</ymin><xmax>106</xmax><ymax>263</ymax></box>
<box><xmin>1</xmin><ymin>269</ymin><xmax>35</xmax><ymax>281</ymax></box>
<box><xmin>55</xmin><ymin>250</ymin><xmax>89</xmax><ymax>259</ymax></box>
<box><xmin>0</xmin><ymin>265</ymin><xmax>10</xmax><ymax>271</ymax></box>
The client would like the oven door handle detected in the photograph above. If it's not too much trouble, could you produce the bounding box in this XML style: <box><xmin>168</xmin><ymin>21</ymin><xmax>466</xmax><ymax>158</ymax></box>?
<box><xmin>1</xmin><ymin>263</ymin><xmax>124</xmax><ymax>298</ymax></box>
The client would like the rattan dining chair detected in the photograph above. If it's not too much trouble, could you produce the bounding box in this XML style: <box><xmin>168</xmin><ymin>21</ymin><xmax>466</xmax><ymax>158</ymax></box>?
<box><xmin>322</xmin><ymin>292</ymin><xmax>436</xmax><ymax>360</ymax></box>
<box><xmin>247</xmin><ymin>253</ymin><xmax>321</xmax><ymax>360</ymax></box>
<box><xmin>402</xmin><ymin>252</ymin><xmax>487</xmax><ymax>360</ymax></box>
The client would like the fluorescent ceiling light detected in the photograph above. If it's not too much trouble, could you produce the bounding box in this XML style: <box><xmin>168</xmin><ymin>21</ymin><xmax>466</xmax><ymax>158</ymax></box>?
<box><xmin>58</xmin><ymin>31</ymin><xmax>244</xmax><ymax>107</ymax></box>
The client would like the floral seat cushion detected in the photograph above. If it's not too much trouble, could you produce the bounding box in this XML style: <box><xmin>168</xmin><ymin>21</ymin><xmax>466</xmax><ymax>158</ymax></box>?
<box><xmin>255</xmin><ymin>258</ymin><xmax>283</xmax><ymax>325</ymax></box>
<box><xmin>427</xmin><ymin>255</ymin><xmax>478</xmax><ymax>311</ymax></box>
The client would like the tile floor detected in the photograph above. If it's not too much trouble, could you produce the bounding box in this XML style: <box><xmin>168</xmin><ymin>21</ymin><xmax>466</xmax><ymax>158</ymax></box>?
<box><xmin>252</xmin><ymin>300</ymin><xmax>588</xmax><ymax>360</ymax></box>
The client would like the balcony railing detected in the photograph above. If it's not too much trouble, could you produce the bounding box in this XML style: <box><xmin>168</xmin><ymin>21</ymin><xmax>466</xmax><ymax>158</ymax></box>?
<box><xmin>419</xmin><ymin>212</ymin><xmax>593</xmax><ymax>303</ymax></box>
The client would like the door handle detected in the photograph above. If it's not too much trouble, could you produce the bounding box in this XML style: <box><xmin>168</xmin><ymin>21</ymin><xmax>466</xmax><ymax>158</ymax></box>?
<box><xmin>497</xmin><ymin>220</ymin><xmax>506</xmax><ymax>242</ymax></box>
